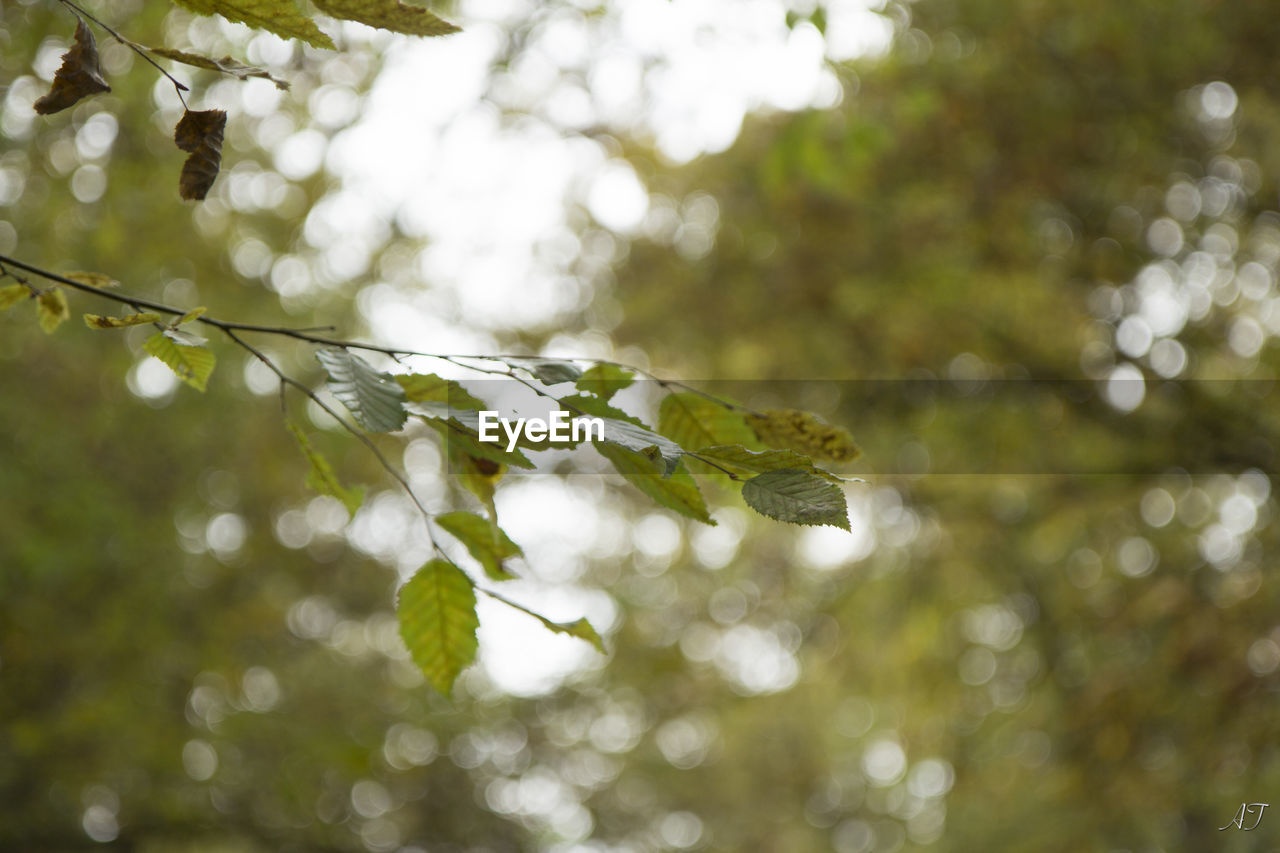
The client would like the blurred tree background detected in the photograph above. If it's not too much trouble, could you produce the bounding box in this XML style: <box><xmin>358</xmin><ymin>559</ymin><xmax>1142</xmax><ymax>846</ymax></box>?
<box><xmin>4</xmin><ymin>0</ymin><xmax>1280</xmax><ymax>851</ymax></box>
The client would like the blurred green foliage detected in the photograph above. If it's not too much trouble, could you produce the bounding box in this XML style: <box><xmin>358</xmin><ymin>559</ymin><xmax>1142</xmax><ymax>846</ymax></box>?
<box><xmin>5</xmin><ymin>0</ymin><xmax>1280</xmax><ymax>851</ymax></box>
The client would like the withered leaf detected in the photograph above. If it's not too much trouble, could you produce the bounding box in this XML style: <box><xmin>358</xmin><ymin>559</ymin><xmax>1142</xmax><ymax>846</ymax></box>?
<box><xmin>34</xmin><ymin>18</ymin><xmax>111</xmax><ymax>115</ymax></box>
<box><xmin>148</xmin><ymin>46</ymin><xmax>290</xmax><ymax>91</ymax></box>
<box><xmin>174</xmin><ymin>108</ymin><xmax>227</xmax><ymax>201</ymax></box>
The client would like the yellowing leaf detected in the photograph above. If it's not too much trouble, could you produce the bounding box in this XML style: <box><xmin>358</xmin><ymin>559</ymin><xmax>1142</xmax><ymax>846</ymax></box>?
<box><xmin>64</xmin><ymin>271</ymin><xmax>119</xmax><ymax>289</ymax></box>
<box><xmin>84</xmin><ymin>312</ymin><xmax>161</xmax><ymax>329</ymax></box>
<box><xmin>168</xmin><ymin>0</ymin><xmax>335</xmax><ymax>48</ymax></box>
<box><xmin>287</xmin><ymin>422</ymin><xmax>364</xmax><ymax>515</ymax></box>
<box><xmin>397</xmin><ymin>560</ymin><xmax>479</xmax><ymax>696</ymax></box>
<box><xmin>435</xmin><ymin>511</ymin><xmax>521</xmax><ymax>581</ymax></box>
<box><xmin>530</xmin><ymin>615</ymin><xmax>605</xmax><ymax>654</ymax></box>
<box><xmin>0</xmin><ymin>284</ymin><xmax>30</xmax><ymax>311</ymax></box>
<box><xmin>746</xmin><ymin>409</ymin><xmax>861</xmax><ymax>464</ymax></box>
<box><xmin>37</xmin><ymin>289</ymin><xmax>69</xmax><ymax>333</ymax></box>
<box><xmin>394</xmin><ymin>373</ymin><xmax>487</xmax><ymax>410</ymax></box>
<box><xmin>147</xmin><ymin>46</ymin><xmax>290</xmax><ymax>90</ymax></box>
<box><xmin>658</xmin><ymin>392</ymin><xmax>760</xmax><ymax>452</ymax></box>
<box><xmin>33</xmin><ymin>19</ymin><xmax>110</xmax><ymax>115</ymax></box>
<box><xmin>575</xmin><ymin>363</ymin><xmax>634</xmax><ymax>401</ymax></box>
<box><xmin>596</xmin><ymin>443</ymin><xmax>713</xmax><ymax>524</ymax></box>
<box><xmin>312</xmin><ymin>0</ymin><xmax>458</xmax><ymax>36</ymax></box>
<box><xmin>143</xmin><ymin>330</ymin><xmax>216</xmax><ymax>392</ymax></box>
<box><xmin>175</xmin><ymin>306</ymin><xmax>207</xmax><ymax>325</ymax></box>
<box><xmin>174</xmin><ymin>109</ymin><xmax>227</xmax><ymax>201</ymax></box>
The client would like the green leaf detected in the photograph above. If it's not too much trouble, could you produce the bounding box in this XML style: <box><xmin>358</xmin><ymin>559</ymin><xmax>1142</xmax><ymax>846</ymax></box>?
<box><xmin>397</xmin><ymin>560</ymin><xmax>479</xmax><ymax>696</ymax></box>
<box><xmin>575</xmin><ymin>363</ymin><xmax>634</xmax><ymax>401</ymax></box>
<box><xmin>174</xmin><ymin>306</ymin><xmax>207</xmax><ymax>325</ymax></box>
<box><xmin>692</xmin><ymin>444</ymin><xmax>848</xmax><ymax>483</ymax></box>
<box><xmin>598</xmin><ymin>417</ymin><xmax>685</xmax><ymax>477</ymax></box>
<box><xmin>746</xmin><ymin>409</ymin><xmax>861</xmax><ymax>464</ymax></box>
<box><xmin>143</xmin><ymin>330</ymin><xmax>216</xmax><ymax>392</ymax></box>
<box><xmin>659</xmin><ymin>392</ymin><xmax>761</xmax><ymax>452</ymax></box>
<box><xmin>503</xmin><ymin>357</ymin><xmax>582</xmax><ymax>385</ymax></box>
<box><xmin>147</xmin><ymin>45</ymin><xmax>290</xmax><ymax>90</ymax></box>
<box><xmin>286</xmin><ymin>422</ymin><xmax>364</xmax><ymax>515</ymax></box>
<box><xmin>37</xmin><ymin>289</ymin><xmax>70</xmax><ymax>334</ymax></box>
<box><xmin>595</xmin><ymin>443</ymin><xmax>713</xmax><ymax>524</ymax></box>
<box><xmin>529</xmin><ymin>614</ymin><xmax>605</xmax><ymax>654</ymax></box>
<box><xmin>315</xmin><ymin>347</ymin><xmax>408</xmax><ymax>433</ymax></box>
<box><xmin>312</xmin><ymin>0</ymin><xmax>459</xmax><ymax>36</ymax></box>
<box><xmin>740</xmin><ymin>468</ymin><xmax>850</xmax><ymax>530</ymax></box>
<box><xmin>64</xmin><ymin>270</ymin><xmax>119</xmax><ymax>289</ymax></box>
<box><xmin>395</xmin><ymin>373</ymin><xmax>487</xmax><ymax>410</ymax></box>
<box><xmin>435</xmin><ymin>511</ymin><xmax>521</xmax><ymax>581</ymax></box>
<box><xmin>168</xmin><ymin>0</ymin><xmax>335</xmax><ymax>48</ymax></box>
<box><xmin>557</xmin><ymin>393</ymin><xmax>647</xmax><ymax>428</ymax></box>
<box><xmin>407</xmin><ymin>401</ymin><xmax>536</xmax><ymax>469</ymax></box>
<box><xmin>449</xmin><ymin>447</ymin><xmax>505</xmax><ymax>510</ymax></box>
<box><xmin>84</xmin><ymin>312</ymin><xmax>161</xmax><ymax>329</ymax></box>
<box><xmin>0</xmin><ymin>284</ymin><xmax>30</xmax><ymax>311</ymax></box>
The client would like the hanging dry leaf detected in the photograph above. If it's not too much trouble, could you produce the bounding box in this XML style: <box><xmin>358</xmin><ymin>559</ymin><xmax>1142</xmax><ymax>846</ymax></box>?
<box><xmin>34</xmin><ymin>18</ymin><xmax>111</xmax><ymax>115</ymax></box>
<box><xmin>147</xmin><ymin>46</ymin><xmax>290</xmax><ymax>91</ymax></box>
<box><xmin>173</xmin><ymin>109</ymin><xmax>227</xmax><ymax>201</ymax></box>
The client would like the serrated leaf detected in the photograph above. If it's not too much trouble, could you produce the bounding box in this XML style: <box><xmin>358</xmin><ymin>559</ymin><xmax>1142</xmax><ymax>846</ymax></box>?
<box><xmin>692</xmin><ymin>444</ymin><xmax>847</xmax><ymax>483</ymax></box>
<box><xmin>0</xmin><ymin>284</ymin><xmax>30</xmax><ymax>311</ymax></box>
<box><xmin>408</xmin><ymin>401</ymin><xmax>536</xmax><ymax>468</ymax></box>
<box><xmin>435</xmin><ymin>511</ymin><xmax>521</xmax><ymax>581</ymax></box>
<box><xmin>659</xmin><ymin>392</ymin><xmax>761</xmax><ymax>452</ymax></box>
<box><xmin>174</xmin><ymin>109</ymin><xmax>227</xmax><ymax>201</ymax></box>
<box><xmin>143</xmin><ymin>330</ymin><xmax>216</xmax><ymax>392</ymax></box>
<box><xmin>147</xmin><ymin>46</ymin><xmax>290</xmax><ymax>90</ymax></box>
<box><xmin>33</xmin><ymin>19</ymin><xmax>110</xmax><ymax>115</ymax></box>
<box><xmin>37</xmin><ymin>289</ymin><xmax>69</xmax><ymax>333</ymax></box>
<box><xmin>598</xmin><ymin>417</ymin><xmax>685</xmax><ymax>477</ymax></box>
<box><xmin>503</xmin><ymin>357</ymin><xmax>582</xmax><ymax>385</ymax></box>
<box><xmin>530</xmin><ymin>614</ymin><xmax>605</xmax><ymax>654</ymax></box>
<box><xmin>397</xmin><ymin>559</ymin><xmax>479</xmax><ymax>696</ymax></box>
<box><xmin>395</xmin><ymin>373</ymin><xmax>487</xmax><ymax>410</ymax></box>
<box><xmin>168</xmin><ymin>0</ymin><xmax>335</xmax><ymax>48</ymax></box>
<box><xmin>84</xmin><ymin>312</ymin><xmax>161</xmax><ymax>329</ymax></box>
<box><xmin>64</xmin><ymin>271</ymin><xmax>119</xmax><ymax>289</ymax></box>
<box><xmin>312</xmin><ymin>0</ymin><xmax>459</xmax><ymax>36</ymax></box>
<box><xmin>315</xmin><ymin>347</ymin><xmax>408</xmax><ymax>432</ymax></box>
<box><xmin>740</xmin><ymin>468</ymin><xmax>850</xmax><ymax>529</ymax></box>
<box><xmin>287</xmin><ymin>422</ymin><xmax>364</xmax><ymax>515</ymax></box>
<box><xmin>596</xmin><ymin>443</ymin><xmax>713</xmax><ymax>524</ymax></box>
<box><xmin>174</xmin><ymin>306</ymin><xmax>207</xmax><ymax>325</ymax></box>
<box><xmin>746</xmin><ymin>409</ymin><xmax>861</xmax><ymax>464</ymax></box>
<box><xmin>575</xmin><ymin>363</ymin><xmax>634</xmax><ymax>401</ymax></box>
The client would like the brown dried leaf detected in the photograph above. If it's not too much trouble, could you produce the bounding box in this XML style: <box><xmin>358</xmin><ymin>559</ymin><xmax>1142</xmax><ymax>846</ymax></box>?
<box><xmin>34</xmin><ymin>19</ymin><xmax>111</xmax><ymax>115</ymax></box>
<box><xmin>148</xmin><ymin>46</ymin><xmax>290</xmax><ymax>91</ymax></box>
<box><xmin>174</xmin><ymin>109</ymin><xmax>227</xmax><ymax>201</ymax></box>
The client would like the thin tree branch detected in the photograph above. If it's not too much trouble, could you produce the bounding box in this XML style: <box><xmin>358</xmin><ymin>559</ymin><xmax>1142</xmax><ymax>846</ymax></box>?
<box><xmin>56</xmin><ymin>0</ymin><xmax>191</xmax><ymax>109</ymax></box>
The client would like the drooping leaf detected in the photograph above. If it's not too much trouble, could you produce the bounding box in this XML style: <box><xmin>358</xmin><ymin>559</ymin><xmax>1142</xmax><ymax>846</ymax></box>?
<box><xmin>746</xmin><ymin>409</ymin><xmax>861</xmax><ymax>464</ymax></box>
<box><xmin>659</xmin><ymin>392</ymin><xmax>761</xmax><ymax>452</ymax></box>
<box><xmin>598</xmin><ymin>417</ymin><xmax>685</xmax><ymax>477</ymax></box>
<box><xmin>147</xmin><ymin>46</ymin><xmax>290</xmax><ymax>90</ymax></box>
<box><xmin>408</xmin><ymin>401</ymin><xmax>536</xmax><ymax>468</ymax></box>
<box><xmin>595</xmin><ymin>443</ymin><xmax>713</xmax><ymax>524</ymax></box>
<box><xmin>84</xmin><ymin>312</ymin><xmax>161</xmax><ymax>329</ymax></box>
<box><xmin>691</xmin><ymin>444</ymin><xmax>849</xmax><ymax>483</ymax></box>
<box><xmin>33</xmin><ymin>19</ymin><xmax>110</xmax><ymax>115</ymax></box>
<box><xmin>286</xmin><ymin>422</ymin><xmax>364</xmax><ymax>515</ymax></box>
<box><xmin>740</xmin><ymin>468</ymin><xmax>850</xmax><ymax>530</ymax></box>
<box><xmin>527</xmin><ymin>614</ymin><xmax>606</xmax><ymax>654</ymax></box>
<box><xmin>64</xmin><ymin>271</ymin><xmax>119</xmax><ymax>289</ymax></box>
<box><xmin>168</xmin><ymin>0</ymin><xmax>334</xmax><ymax>48</ymax></box>
<box><xmin>575</xmin><ymin>363</ymin><xmax>634</xmax><ymax>401</ymax></box>
<box><xmin>36</xmin><ymin>289</ymin><xmax>69</xmax><ymax>334</ymax></box>
<box><xmin>143</xmin><ymin>330</ymin><xmax>216</xmax><ymax>392</ymax></box>
<box><xmin>449</xmin><ymin>447</ymin><xmax>505</xmax><ymax>510</ymax></box>
<box><xmin>315</xmin><ymin>347</ymin><xmax>408</xmax><ymax>432</ymax></box>
<box><xmin>174</xmin><ymin>109</ymin><xmax>227</xmax><ymax>201</ymax></box>
<box><xmin>397</xmin><ymin>559</ymin><xmax>479</xmax><ymax>696</ymax></box>
<box><xmin>502</xmin><ymin>357</ymin><xmax>583</xmax><ymax>385</ymax></box>
<box><xmin>395</xmin><ymin>373</ymin><xmax>487</xmax><ymax>410</ymax></box>
<box><xmin>435</xmin><ymin>511</ymin><xmax>521</xmax><ymax>581</ymax></box>
<box><xmin>0</xmin><ymin>284</ymin><xmax>30</xmax><ymax>311</ymax></box>
<box><xmin>312</xmin><ymin>0</ymin><xmax>459</xmax><ymax>36</ymax></box>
